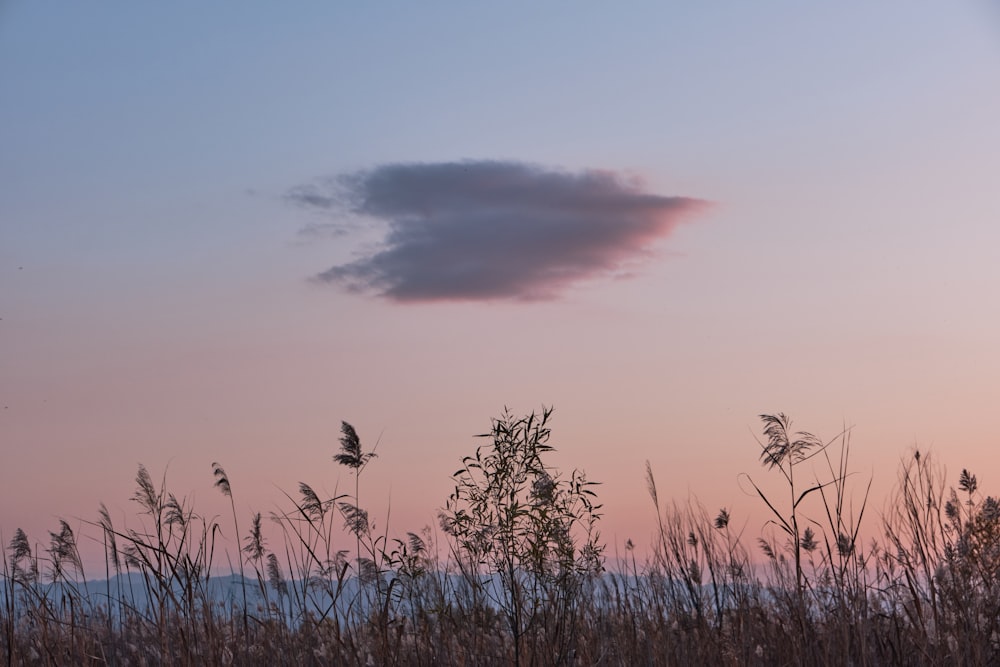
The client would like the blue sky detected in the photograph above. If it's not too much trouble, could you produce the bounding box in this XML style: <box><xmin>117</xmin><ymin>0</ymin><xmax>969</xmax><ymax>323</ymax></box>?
<box><xmin>3</xmin><ymin>2</ymin><xmax>1000</xmax><ymax>564</ymax></box>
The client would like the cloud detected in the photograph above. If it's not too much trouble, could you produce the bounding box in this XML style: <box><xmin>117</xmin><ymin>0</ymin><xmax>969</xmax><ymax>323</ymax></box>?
<box><xmin>288</xmin><ymin>160</ymin><xmax>710</xmax><ymax>302</ymax></box>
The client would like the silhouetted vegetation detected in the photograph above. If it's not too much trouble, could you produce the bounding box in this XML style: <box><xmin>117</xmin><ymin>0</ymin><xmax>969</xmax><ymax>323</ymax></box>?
<box><xmin>3</xmin><ymin>409</ymin><xmax>999</xmax><ymax>665</ymax></box>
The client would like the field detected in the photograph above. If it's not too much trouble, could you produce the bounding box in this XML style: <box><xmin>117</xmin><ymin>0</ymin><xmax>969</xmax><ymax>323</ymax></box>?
<box><xmin>3</xmin><ymin>410</ymin><xmax>998</xmax><ymax>666</ymax></box>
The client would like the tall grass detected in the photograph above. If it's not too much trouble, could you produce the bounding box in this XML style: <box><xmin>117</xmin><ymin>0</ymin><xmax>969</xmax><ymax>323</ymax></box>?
<box><xmin>2</xmin><ymin>410</ymin><xmax>999</xmax><ymax>665</ymax></box>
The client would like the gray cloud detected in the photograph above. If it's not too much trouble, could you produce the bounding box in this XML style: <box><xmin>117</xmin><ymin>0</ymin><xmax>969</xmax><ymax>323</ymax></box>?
<box><xmin>288</xmin><ymin>160</ymin><xmax>710</xmax><ymax>302</ymax></box>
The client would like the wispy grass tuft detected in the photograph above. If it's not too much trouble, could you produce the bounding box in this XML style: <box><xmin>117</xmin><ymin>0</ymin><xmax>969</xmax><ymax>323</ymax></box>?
<box><xmin>2</xmin><ymin>409</ymin><xmax>1000</xmax><ymax>665</ymax></box>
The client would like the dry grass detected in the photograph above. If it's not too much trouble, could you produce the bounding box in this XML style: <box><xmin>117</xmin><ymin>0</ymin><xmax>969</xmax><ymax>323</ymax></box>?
<box><xmin>3</xmin><ymin>411</ymin><xmax>1000</xmax><ymax>665</ymax></box>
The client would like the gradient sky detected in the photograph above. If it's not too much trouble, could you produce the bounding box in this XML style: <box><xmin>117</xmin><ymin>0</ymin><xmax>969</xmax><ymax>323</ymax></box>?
<box><xmin>3</xmin><ymin>3</ymin><xmax>1000</xmax><ymax>568</ymax></box>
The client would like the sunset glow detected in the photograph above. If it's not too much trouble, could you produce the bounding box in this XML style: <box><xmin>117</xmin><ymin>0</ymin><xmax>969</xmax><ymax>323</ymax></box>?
<box><xmin>2</xmin><ymin>3</ymin><xmax>1000</xmax><ymax>572</ymax></box>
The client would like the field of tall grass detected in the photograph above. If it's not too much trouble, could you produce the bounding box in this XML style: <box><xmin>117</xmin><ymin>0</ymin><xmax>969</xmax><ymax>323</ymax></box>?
<box><xmin>4</xmin><ymin>408</ymin><xmax>1000</xmax><ymax>665</ymax></box>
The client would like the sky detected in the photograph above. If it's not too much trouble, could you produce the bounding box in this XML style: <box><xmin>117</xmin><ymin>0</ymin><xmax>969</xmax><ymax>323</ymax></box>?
<box><xmin>3</xmin><ymin>2</ymin><xmax>1000</xmax><ymax>570</ymax></box>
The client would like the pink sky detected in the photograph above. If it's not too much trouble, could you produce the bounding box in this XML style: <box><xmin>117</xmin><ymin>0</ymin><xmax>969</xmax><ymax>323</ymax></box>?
<box><xmin>2</xmin><ymin>3</ymin><xmax>1000</xmax><ymax>571</ymax></box>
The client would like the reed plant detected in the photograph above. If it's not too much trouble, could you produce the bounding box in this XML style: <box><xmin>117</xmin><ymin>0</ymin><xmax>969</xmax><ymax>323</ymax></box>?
<box><xmin>3</xmin><ymin>409</ymin><xmax>1000</xmax><ymax>665</ymax></box>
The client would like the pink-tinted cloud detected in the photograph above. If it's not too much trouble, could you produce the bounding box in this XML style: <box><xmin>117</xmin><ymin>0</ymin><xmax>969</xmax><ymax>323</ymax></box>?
<box><xmin>288</xmin><ymin>161</ymin><xmax>710</xmax><ymax>302</ymax></box>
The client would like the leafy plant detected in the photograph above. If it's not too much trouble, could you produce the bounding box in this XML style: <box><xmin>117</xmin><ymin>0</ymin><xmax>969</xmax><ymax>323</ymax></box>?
<box><xmin>440</xmin><ymin>406</ymin><xmax>604</xmax><ymax>666</ymax></box>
